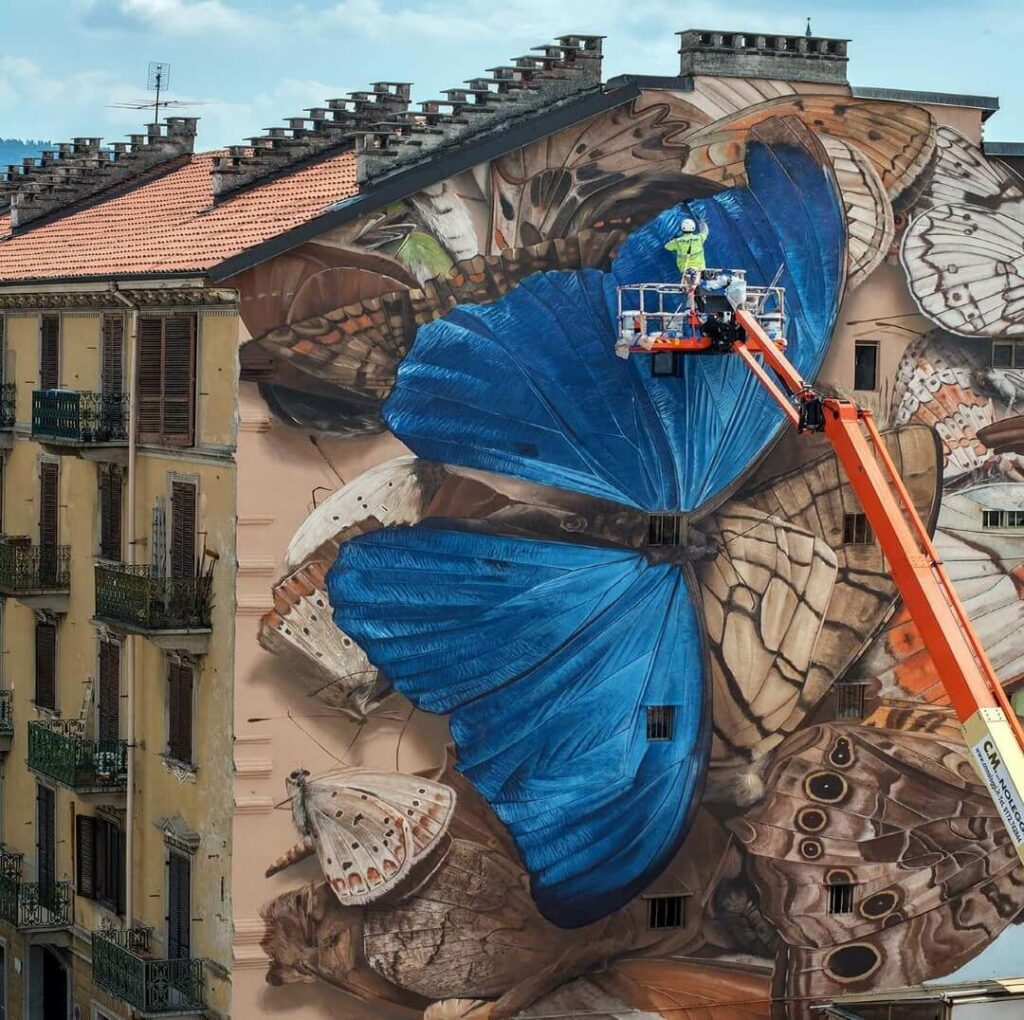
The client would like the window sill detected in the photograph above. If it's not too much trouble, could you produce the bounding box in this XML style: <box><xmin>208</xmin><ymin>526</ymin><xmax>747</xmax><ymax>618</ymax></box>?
<box><xmin>160</xmin><ymin>753</ymin><xmax>197</xmax><ymax>776</ymax></box>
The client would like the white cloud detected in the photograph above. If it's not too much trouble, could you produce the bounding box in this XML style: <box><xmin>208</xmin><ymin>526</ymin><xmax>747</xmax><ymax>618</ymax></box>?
<box><xmin>80</xmin><ymin>0</ymin><xmax>268</xmax><ymax>36</ymax></box>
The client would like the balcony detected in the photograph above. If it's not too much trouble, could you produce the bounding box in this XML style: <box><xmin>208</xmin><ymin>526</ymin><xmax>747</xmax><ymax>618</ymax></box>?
<box><xmin>0</xmin><ymin>690</ymin><xmax>12</xmax><ymax>754</ymax></box>
<box><xmin>0</xmin><ymin>539</ymin><xmax>70</xmax><ymax>612</ymax></box>
<box><xmin>0</xmin><ymin>383</ymin><xmax>14</xmax><ymax>448</ymax></box>
<box><xmin>31</xmin><ymin>389</ymin><xmax>128</xmax><ymax>463</ymax></box>
<box><xmin>0</xmin><ymin>874</ymin><xmax>72</xmax><ymax>932</ymax></box>
<box><xmin>27</xmin><ymin>719</ymin><xmax>127</xmax><ymax>798</ymax></box>
<box><xmin>94</xmin><ymin>564</ymin><xmax>213</xmax><ymax>653</ymax></box>
<box><xmin>93</xmin><ymin>928</ymin><xmax>206</xmax><ymax>1016</ymax></box>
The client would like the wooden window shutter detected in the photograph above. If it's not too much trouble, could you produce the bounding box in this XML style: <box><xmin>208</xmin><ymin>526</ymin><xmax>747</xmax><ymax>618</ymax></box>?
<box><xmin>39</xmin><ymin>461</ymin><xmax>59</xmax><ymax>547</ymax></box>
<box><xmin>37</xmin><ymin>785</ymin><xmax>56</xmax><ymax>891</ymax></box>
<box><xmin>77</xmin><ymin>814</ymin><xmax>96</xmax><ymax>899</ymax></box>
<box><xmin>39</xmin><ymin>314</ymin><xmax>59</xmax><ymax>390</ymax></box>
<box><xmin>167</xmin><ymin>851</ymin><xmax>192</xmax><ymax>959</ymax></box>
<box><xmin>136</xmin><ymin>315</ymin><xmax>195</xmax><ymax>445</ymax></box>
<box><xmin>101</xmin><ymin>314</ymin><xmax>125</xmax><ymax>397</ymax></box>
<box><xmin>99</xmin><ymin>467</ymin><xmax>123</xmax><ymax>561</ymax></box>
<box><xmin>34</xmin><ymin>621</ymin><xmax>57</xmax><ymax>709</ymax></box>
<box><xmin>168</xmin><ymin>661</ymin><xmax>194</xmax><ymax>764</ymax></box>
<box><xmin>115</xmin><ymin>827</ymin><xmax>127</xmax><ymax>915</ymax></box>
<box><xmin>170</xmin><ymin>481</ymin><xmax>197</xmax><ymax>578</ymax></box>
<box><xmin>98</xmin><ymin>640</ymin><xmax>121</xmax><ymax>743</ymax></box>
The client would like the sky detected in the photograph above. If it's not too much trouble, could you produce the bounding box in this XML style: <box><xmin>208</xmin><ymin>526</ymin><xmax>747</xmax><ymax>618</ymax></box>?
<box><xmin>1</xmin><ymin>0</ymin><xmax>1024</xmax><ymax>151</ymax></box>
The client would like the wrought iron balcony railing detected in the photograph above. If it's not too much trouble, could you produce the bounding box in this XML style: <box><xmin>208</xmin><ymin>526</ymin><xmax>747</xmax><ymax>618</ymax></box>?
<box><xmin>0</xmin><ymin>690</ymin><xmax>11</xmax><ymax>735</ymax></box>
<box><xmin>27</xmin><ymin>719</ymin><xmax>127</xmax><ymax>791</ymax></box>
<box><xmin>0</xmin><ymin>848</ymin><xmax>22</xmax><ymax>883</ymax></box>
<box><xmin>93</xmin><ymin>928</ymin><xmax>206</xmax><ymax>1014</ymax></box>
<box><xmin>95</xmin><ymin>563</ymin><xmax>213</xmax><ymax>632</ymax></box>
<box><xmin>0</xmin><ymin>540</ymin><xmax>71</xmax><ymax>594</ymax></box>
<box><xmin>0</xmin><ymin>383</ymin><xmax>14</xmax><ymax>429</ymax></box>
<box><xmin>0</xmin><ymin>874</ymin><xmax>71</xmax><ymax>930</ymax></box>
<box><xmin>32</xmin><ymin>389</ymin><xmax>128</xmax><ymax>443</ymax></box>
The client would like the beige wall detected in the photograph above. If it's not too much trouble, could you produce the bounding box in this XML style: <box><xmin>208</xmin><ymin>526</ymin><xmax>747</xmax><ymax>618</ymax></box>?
<box><xmin>0</xmin><ymin>303</ymin><xmax>238</xmax><ymax>1018</ymax></box>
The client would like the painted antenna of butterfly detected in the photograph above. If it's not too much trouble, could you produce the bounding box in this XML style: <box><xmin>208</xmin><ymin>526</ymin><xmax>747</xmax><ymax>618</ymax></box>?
<box><xmin>266</xmin><ymin>768</ymin><xmax>456</xmax><ymax>905</ymax></box>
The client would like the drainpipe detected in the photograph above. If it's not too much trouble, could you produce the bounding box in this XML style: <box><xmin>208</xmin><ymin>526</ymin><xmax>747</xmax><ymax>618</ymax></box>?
<box><xmin>111</xmin><ymin>286</ymin><xmax>138</xmax><ymax>932</ymax></box>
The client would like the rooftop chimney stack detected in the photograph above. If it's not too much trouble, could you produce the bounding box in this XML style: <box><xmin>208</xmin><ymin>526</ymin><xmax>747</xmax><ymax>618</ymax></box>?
<box><xmin>677</xmin><ymin>29</ymin><xmax>849</xmax><ymax>85</ymax></box>
<box><xmin>0</xmin><ymin>118</ymin><xmax>197</xmax><ymax>230</ymax></box>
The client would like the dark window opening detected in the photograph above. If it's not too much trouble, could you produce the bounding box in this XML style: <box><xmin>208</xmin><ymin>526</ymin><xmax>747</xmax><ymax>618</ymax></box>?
<box><xmin>168</xmin><ymin>851</ymin><xmax>192</xmax><ymax>959</ymax></box>
<box><xmin>99</xmin><ymin>466</ymin><xmax>123</xmax><ymax>561</ymax></box>
<box><xmin>648</xmin><ymin>895</ymin><xmax>684</xmax><ymax>929</ymax></box>
<box><xmin>77</xmin><ymin>814</ymin><xmax>125</xmax><ymax>914</ymax></box>
<box><xmin>991</xmin><ymin>339</ymin><xmax>1024</xmax><ymax>369</ymax></box>
<box><xmin>36</xmin><ymin>784</ymin><xmax>56</xmax><ymax>897</ymax></box>
<box><xmin>853</xmin><ymin>341</ymin><xmax>878</xmax><ymax>391</ymax></box>
<box><xmin>137</xmin><ymin>315</ymin><xmax>196</xmax><ymax>445</ymax></box>
<box><xmin>646</xmin><ymin>705</ymin><xmax>675</xmax><ymax>741</ymax></box>
<box><xmin>98</xmin><ymin>640</ymin><xmax>121</xmax><ymax>744</ymax></box>
<box><xmin>168</xmin><ymin>660</ymin><xmax>194</xmax><ymax>766</ymax></box>
<box><xmin>101</xmin><ymin>314</ymin><xmax>125</xmax><ymax>398</ymax></box>
<box><xmin>648</xmin><ymin>513</ymin><xmax>686</xmax><ymax>547</ymax></box>
<box><xmin>842</xmin><ymin>512</ymin><xmax>873</xmax><ymax>545</ymax></box>
<box><xmin>983</xmin><ymin>509</ymin><xmax>1024</xmax><ymax>529</ymax></box>
<box><xmin>170</xmin><ymin>480</ymin><xmax>197</xmax><ymax>578</ymax></box>
<box><xmin>39</xmin><ymin>461</ymin><xmax>59</xmax><ymax>585</ymax></box>
<box><xmin>827</xmin><ymin>883</ymin><xmax>855</xmax><ymax>915</ymax></box>
<box><xmin>651</xmin><ymin>351</ymin><xmax>679</xmax><ymax>377</ymax></box>
<box><xmin>835</xmin><ymin>683</ymin><xmax>867</xmax><ymax>720</ymax></box>
<box><xmin>39</xmin><ymin>314</ymin><xmax>59</xmax><ymax>390</ymax></box>
<box><xmin>34</xmin><ymin>621</ymin><xmax>57</xmax><ymax>710</ymax></box>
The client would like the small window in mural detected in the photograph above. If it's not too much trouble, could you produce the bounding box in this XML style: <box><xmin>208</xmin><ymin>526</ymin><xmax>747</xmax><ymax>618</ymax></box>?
<box><xmin>647</xmin><ymin>895</ymin><xmax>684</xmax><ymax>929</ymax></box>
<box><xmin>982</xmin><ymin>509</ymin><xmax>1024</xmax><ymax>529</ymax></box>
<box><xmin>649</xmin><ymin>514</ymin><xmax>686</xmax><ymax>546</ymax></box>
<box><xmin>646</xmin><ymin>705</ymin><xmax>675</xmax><ymax>741</ymax></box>
<box><xmin>651</xmin><ymin>351</ymin><xmax>679</xmax><ymax>377</ymax></box>
<box><xmin>827</xmin><ymin>883</ymin><xmax>855</xmax><ymax>915</ymax></box>
<box><xmin>835</xmin><ymin>683</ymin><xmax>867</xmax><ymax>720</ymax></box>
<box><xmin>991</xmin><ymin>339</ymin><xmax>1024</xmax><ymax>369</ymax></box>
<box><xmin>853</xmin><ymin>341</ymin><xmax>878</xmax><ymax>391</ymax></box>
<box><xmin>842</xmin><ymin>512</ymin><xmax>873</xmax><ymax>545</ymax></box>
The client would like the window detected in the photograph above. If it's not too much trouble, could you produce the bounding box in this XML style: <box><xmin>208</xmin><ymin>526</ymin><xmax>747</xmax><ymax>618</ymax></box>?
<box><xmin>648</xmin><ymin>513</ymin><xmax>686</xmax><ymax>547</ymax></box>
<box><xmin>170</xmin><ymin>480</ymin><xmax>197</xmax><ymax>578</ymax></box>
<box><xmin>36</xmin><ymin>784</ymin><xmax>56</xmax><ymax>897</ymax></box>
<box><xmin>39</xmin><ymin>314</ymin><xmax>59</xmax><ymax>390</ymax></box>
<box><xmin>835</xmin><ymin>683</ymin><xmax>867</xmax><ymax>720</ymax></box>
<box><xmin>100</xmin><ymin>314</ymin><xmax>124</xmax><ymax>398</ymax></box>
<box><xmin>646</xmin><ymin>706</ymin><xmax>675</xmax><ymax>741</ymax></box>
<box><xmin>827</xmin><ymin>882</ymin><xmax>855</xmax><ymax>915</ymax></box>
<box><xmin>39</xmin><ymin>461</ymin><xmax>59</xmax><ymax>585</ymax></box>
<box><xmin>76</xmin><ymin>814</ymin><xmax>125</xmax><ymax>914</ymax></box>
<box><xmin>34</xmin><ymin>621</ymin><xmax>57</xmax><ymax>710</ymax></box>
<box><xmin>992</xmin><ymin>339</ymin><xmax>1024</xmax><ymax>369</ymax></box>
<box><xmin>842</xmin><ymin>512</ymin><xmax>873</xmax><ymax>545</ymax></box>
<box><xmin>137</xmin><ymin>315</ymin><xmax>196</xmax><ymax>445</ymax></box>
<box><xmin>651</xmin><ymin>351</ymin><xmax>679</xmax><ymax>377</ymax></box>
<box><xmin>167</xmin><ymin>852</ymin><xmax>192</xmax><ymax>960</ymax></box>
<box><xmin>98</xmin><ymin>466</ymin><xmax>123</xmax><ymax>561</ymax></box>
<box><xmin>167</xmin><ymin>660</ymin><xmax>194</xmax><ymax>766</ymax></box>
<box><xmin>97</xmin><ymin>640</ymin><xmax>121</xmax><ymax>744</ymax></box>
<box><xmin>853</xmin><ymin>341</ymin><xmax>878</xmax><ymax>391</ymax></box>
<box><xmin>982</xmin><ymin>509</ymin><xmax>1024</xmax><ymax>529</ymax></box>
<box><xmin>647</xmin><ymin>895</ymin><xmax>684</xmax><ymax>929</ymax></box>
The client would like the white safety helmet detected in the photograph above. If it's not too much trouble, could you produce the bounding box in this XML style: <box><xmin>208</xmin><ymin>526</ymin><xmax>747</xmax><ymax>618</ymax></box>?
<box><xmin>680</xmin><ymin>217</ymin><xmax>697</xmax><ymax>233</ymax></box>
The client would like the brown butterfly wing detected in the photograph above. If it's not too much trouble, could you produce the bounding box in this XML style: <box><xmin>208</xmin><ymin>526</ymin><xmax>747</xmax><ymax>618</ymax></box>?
<box><xmin>729</xmin><ymin>722</ymin><xmax>1024</xmax><ymax>1014</ymax></box>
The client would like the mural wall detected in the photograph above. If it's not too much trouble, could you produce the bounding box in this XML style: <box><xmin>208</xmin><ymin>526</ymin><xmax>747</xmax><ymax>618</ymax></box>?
<box><xmin>231</xmin><ymin>77</ymin><xmax>1024</xmax><ymax>1018</ymax></box>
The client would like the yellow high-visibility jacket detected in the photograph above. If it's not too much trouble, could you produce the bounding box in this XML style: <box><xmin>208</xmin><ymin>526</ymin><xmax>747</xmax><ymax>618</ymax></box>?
<box><xmin>665</xmin><ymin>223</ymin><xmax>709</xmax><ymax>273</ymax></box>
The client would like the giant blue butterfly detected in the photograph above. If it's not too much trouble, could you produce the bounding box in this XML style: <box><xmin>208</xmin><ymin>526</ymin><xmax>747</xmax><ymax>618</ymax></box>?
<box><xmin>328</xmin><ymin>129</ymin><xmax>846</xmax><ymax>927</ymax></box>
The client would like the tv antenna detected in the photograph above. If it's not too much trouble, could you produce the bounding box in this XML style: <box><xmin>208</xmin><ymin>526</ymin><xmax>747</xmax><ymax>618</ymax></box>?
<box><xmin>107</xmin><ymin>62</ymin><xmax>210</xmax><ymax>120</ymax></box>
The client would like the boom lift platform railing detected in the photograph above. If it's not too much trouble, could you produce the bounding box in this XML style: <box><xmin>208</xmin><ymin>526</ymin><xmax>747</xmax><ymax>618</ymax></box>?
<box><xmin>622</xmin><ymin>279</ymin><xmax>1024</xmax><ymax>864</ymax></box>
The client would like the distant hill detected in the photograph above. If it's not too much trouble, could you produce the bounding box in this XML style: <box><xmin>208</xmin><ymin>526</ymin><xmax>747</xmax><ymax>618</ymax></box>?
<box><xmin>0</xmin><ymin>138</ymin><xmax>51</xmax><ymax>168</ymax></box>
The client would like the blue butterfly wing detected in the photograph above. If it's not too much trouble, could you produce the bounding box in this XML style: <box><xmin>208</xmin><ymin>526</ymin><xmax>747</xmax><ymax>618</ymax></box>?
<box><xmin>383</xmin><ymin>131</ymin><xmax>845</xmax><ymax>513</ymax></box>
<box><xmin>328</xmin><ymin>524</ymin><xmax>709</xmax><ymax>927</ymax></box>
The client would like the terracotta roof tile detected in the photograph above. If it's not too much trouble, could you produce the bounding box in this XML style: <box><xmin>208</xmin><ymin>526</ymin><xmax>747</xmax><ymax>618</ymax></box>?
<box><xmin>0</xmin><ymin>150</ymin><xmax>358</xmax><ymax>282</ymax></box>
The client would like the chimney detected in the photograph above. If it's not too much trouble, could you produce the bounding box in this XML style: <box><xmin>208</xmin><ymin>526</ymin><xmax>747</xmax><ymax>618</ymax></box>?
<box><xmin>1</xmin><ymin>118</ymin><xmax>197</xmax><ymax>230</ymax></box>
<box><xmin>356</xmin><ymin>33</ymin><xmax>605</xmax><ymax>184</ymax></box>
<box><xmin>677</xmin><ymin>29</ymin><xmax>849</xmax><ymax>85</ymax></box>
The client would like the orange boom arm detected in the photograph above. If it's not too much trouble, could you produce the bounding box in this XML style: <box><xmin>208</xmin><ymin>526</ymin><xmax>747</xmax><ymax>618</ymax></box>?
<box><xmin>733</xmin><ymin>308</ymin><xmax>1024</xmax><ymax>863</ymax></box>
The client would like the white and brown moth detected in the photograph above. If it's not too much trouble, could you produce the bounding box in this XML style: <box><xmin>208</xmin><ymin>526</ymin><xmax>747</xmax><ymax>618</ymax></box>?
<box><xmin>266</xmin><ymin>767</ymin><xmax>456</xmax><ymax>905</ymax></box>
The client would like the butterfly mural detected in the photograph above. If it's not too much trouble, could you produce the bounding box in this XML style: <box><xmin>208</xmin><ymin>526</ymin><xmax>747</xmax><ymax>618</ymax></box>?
<box><xmin>322</xmin><ymin>123</ymin><xmax>847</xmax><ymax>929</ymax></box>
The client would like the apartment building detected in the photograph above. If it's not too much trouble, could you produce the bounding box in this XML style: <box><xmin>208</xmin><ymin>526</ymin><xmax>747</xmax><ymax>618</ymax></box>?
<box><xmin>1</xmin><ymin>23</ymin><xmax>1023</xmax><ymax>1020</ymax></box>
